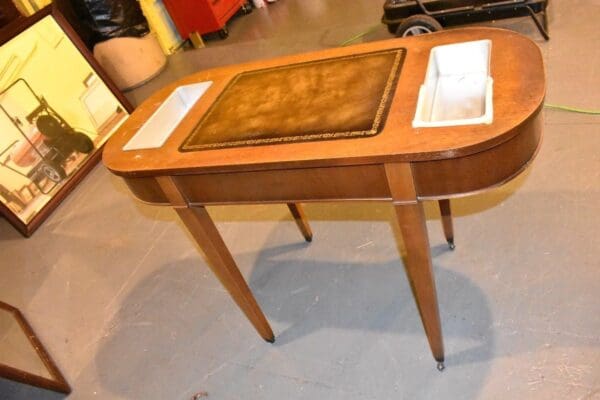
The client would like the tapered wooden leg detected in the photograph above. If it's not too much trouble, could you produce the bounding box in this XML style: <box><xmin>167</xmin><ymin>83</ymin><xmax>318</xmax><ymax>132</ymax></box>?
<box><xmin>393</xmin><ymin>202</ymin><xmax>445</xmax><ymax>365</ymax></box>
<box><xmin>157</xmin><ymin>177</ymin><xmax>274</xmax><ymax>342</ymax></box>
<box><xmin>287</xmin><ymin>203</ymin><xmax>313</xmax><ymax>242</ymax></box>
<box><xmin>384</xmin><ymin>163</ymin><xmax>444</xmax><ymax>367</ymax></box>
<box><xmin>438</xmin><ymin>199</ymin><xmax>455</xmax><ymax>250</ymax></box>
<box><xmin>175</xmin><ymin>206</ymin><xmax>275</xmax><ymax>342</ymax></box>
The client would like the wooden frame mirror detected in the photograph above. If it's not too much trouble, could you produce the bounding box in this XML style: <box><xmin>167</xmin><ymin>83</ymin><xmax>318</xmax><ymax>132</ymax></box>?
<box><xmin>0</xmin><ymin>301</ymin><xmax>70</xmax><ymax>394</ymax></box>
<box><xmin>0</xmin><ymin>5</ymin><xmax>133</xmax><ymax>237</ymax></box>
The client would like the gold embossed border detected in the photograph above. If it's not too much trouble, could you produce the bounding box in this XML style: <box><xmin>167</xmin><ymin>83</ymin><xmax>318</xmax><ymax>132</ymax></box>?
<box><xmin>180</xmin><ymin>48</ymin><xmax>406</xmax><ymax>152</ymax></box>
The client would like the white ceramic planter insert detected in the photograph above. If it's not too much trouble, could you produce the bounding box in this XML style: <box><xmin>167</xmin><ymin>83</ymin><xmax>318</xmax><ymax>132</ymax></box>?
<box><xmin>123</xmin><ymin>82</ymin><xmax>212</xmax><ymax>151</ymax></box>
<box><xmin>412</xmin><ymin>39</ymin><xmax>493</xmax><ymax>128</ymax></box>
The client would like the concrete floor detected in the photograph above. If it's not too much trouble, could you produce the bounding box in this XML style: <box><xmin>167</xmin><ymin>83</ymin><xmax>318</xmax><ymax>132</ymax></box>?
<box><xmin>1</xmin><ymin>0</ymin><xmax>599</xmax><ymax>398</ymax></box>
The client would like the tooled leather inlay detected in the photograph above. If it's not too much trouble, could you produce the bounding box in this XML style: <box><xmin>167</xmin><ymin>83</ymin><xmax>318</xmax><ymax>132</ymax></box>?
<box><xmin>180</xmin><ymin>48</ymin><xmax>405</xmax><ymax>151</ymax></box>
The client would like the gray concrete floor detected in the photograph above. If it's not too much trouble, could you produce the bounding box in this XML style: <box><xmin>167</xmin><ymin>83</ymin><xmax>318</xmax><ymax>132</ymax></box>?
<box><xmin>1</xmin><ymin>0</ymin><xmax>599</xmax><ymax>398</ymax></box>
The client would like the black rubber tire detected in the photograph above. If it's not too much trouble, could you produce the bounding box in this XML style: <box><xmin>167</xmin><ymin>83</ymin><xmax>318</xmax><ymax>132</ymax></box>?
<box><xmin>387</xmin><ymin>23</ymin><xmax>399</xmax><ymax>35</ymax></box>
<box><xmin>218</xmin><ymin>27</ymin><xmax>229</xmax><ymax>39</ymax></box>
<box><xmin>395</xmin><ymin>14</ymin><xmax>443</xmax><ymax>37</ymax></box>
<box><xmin>241</xmin><ymin>1</ymin><xmax>252</xmax><ymax>14</ymax></box>
<box><xmin>71</xmin><ymin>132</ymin><xmax>94</xmax><ymax>154</ymax></box>
<box><xmin>40</xmin><ymin>161</ymin><xmax>66</xmax><ymax>183</ymax></box>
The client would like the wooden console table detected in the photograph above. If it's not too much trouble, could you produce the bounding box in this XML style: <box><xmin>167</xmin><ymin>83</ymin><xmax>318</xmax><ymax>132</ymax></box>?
<box><xmin>103</xmin><ymin>28</ymin><xmax>545</xmax><ymax>370</ymax></box>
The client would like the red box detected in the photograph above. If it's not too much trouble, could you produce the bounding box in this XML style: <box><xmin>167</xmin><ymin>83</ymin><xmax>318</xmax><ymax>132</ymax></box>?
<box><xmin>162</xmin><ymin>0</ymin><xmax>246</xmax><ymax>39</ymax></box>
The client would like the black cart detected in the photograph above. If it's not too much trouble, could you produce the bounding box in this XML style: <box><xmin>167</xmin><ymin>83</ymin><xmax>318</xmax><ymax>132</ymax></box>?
<box><xmin>382</xmin><ymin>0</ymin><xmax>549</xmax><ymax>39</ymax></box>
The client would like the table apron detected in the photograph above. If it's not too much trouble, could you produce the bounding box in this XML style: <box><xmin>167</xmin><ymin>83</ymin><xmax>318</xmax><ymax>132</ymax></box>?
<box><xmin>414</xmin><ymin>111</ymin><xmax>542</xmax><ymax>199</ymax></box>
<box><xmin>121</xmin><ymin>111</ymin><xmax>541</xmax><ymax>206</ymax></box>
<box><xmin>176</xmin><ymin>164</ymin><xmax>394</xmax><ymax>204</ymax></box>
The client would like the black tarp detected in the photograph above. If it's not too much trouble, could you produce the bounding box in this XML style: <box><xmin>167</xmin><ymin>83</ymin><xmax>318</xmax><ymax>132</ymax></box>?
<box><xmin>69</xmin><ymin>0</ymin><xmax>150</xmax><ymax>45</ymax></box>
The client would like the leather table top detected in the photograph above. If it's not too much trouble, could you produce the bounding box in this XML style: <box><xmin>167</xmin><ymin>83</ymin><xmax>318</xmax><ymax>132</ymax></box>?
<box><xmin>180</xmin><ymin>48</ymin><xmax>405</xmax><ymax>151</ymax></box>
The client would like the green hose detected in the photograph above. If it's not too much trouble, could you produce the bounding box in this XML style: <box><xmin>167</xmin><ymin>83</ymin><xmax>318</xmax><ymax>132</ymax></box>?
<box><xmin>543</xmin><ymin>103</ymin><xmax>600</xmax><ymax>115</ymax></box>
<box><xmin>339</xmin><ymin>25</ymin><xmax>381</xmax><ymax>47</ymax></box>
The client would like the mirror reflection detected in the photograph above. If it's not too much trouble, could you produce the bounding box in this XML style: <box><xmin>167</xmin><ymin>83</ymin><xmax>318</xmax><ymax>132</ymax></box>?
<box><xmin>0</xmin><ymin>15</ymin><xmax>128</xmax><ymax>224</ymax></box>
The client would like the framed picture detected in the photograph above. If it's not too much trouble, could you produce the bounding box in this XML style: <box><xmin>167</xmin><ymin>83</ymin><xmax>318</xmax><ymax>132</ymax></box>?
<box><xmin>0</xmin><ymin>6</ymin><xmax>133</xmax><ymax>237</ymax></box>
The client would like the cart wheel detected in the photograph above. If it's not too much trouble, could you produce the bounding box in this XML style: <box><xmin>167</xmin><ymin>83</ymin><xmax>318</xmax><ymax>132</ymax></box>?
<box><xmin>71</xmin><ymin>132</ymin><xmax>94</xmax><ymax>154</ymax></box>
<box><xmin>218</xmin><ymin>27</ymin><xmax>229</xmax><ymax>39</ymax></box>
<box><xmin>395</xmin><ymin>15</ymin><xmax>442</xmax><ymax>37</ymax></box>
<box><xmin>40</xmin><ymin>161</ymin><xmax>66</xmax><ymax>183</ymax></box>
<box><xmin>241</xmin><ymin>1</ymin><xmax>252</xmax><ymax>14</ymax></box>
<box><xmin>387</xmin><ymin>23</ymin><xmax>400</xmax><ymax>35</ymax></box>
